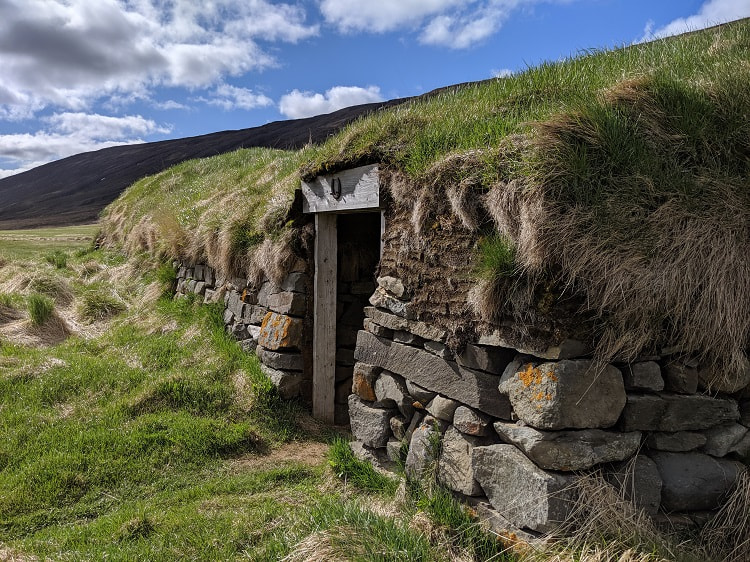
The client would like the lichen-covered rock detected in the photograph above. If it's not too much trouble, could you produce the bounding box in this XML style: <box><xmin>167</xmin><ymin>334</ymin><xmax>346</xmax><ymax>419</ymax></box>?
<box><xmin>650</xmin><ymin>452</ymin><xmax>744</xmax><ymax>512</ymax></box>
<box><xmin>258</xmin><ymin>312</ymin><xmax>303</xmax><ymax>350</ymax></box>
<box><xmin>472</xmin><ymin>444</ymin><xmax>577</xmax><ymax>533</ymax></box>
<box><xmin>352</xmin><ymin>362</ymin><xmax>380</xmax><ymax>402</ymax></box>
<box><xmin>453</xmin><ymin>406</ymin><xmax>493</xmax><ymax>436</ymax></box>
<box><xmin>363</xmin><ymin>306</ymin><xmax>447</xmax><ymax>342</ymax></box>
<box><xmin>494</xmin><ymin>422</ymin><xmax>641</xmax><ymax>471</ymax></box>
<box><xmin>498</xmin><ymin>360</ymin><xmax>626</xmax><ymax>430</ymax></box>
<box><xmin>438</xmin><ymin>426</ymin><xmax>488</xmax><ymax>496</ymax></box>
<box><xmin>348</xmin><ymin>395</ymin><xmax>395</xmax><ymax>448</ymax></box>
<box><xmin>620</xmin><ymin>393</ymin><xmax>739</xmax><ymax>431</ymax></box>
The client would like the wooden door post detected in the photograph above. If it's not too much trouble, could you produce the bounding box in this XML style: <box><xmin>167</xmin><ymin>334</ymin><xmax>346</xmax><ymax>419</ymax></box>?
<box><xmin>313</xmin><ymin>213</ymin><xmax>337</xmax><ymax>422</ymax></box>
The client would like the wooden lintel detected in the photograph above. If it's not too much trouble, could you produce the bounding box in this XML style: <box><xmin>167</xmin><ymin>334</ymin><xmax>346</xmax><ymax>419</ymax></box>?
<box><xmin>312</xmin><ymin>213</ymin><xmax>337</xmax><ymax>422</ymax></box>
<box><xmin>302</xmin><ymin>164</ymin><xmax>379</xmax><ymax>213</ymax></box>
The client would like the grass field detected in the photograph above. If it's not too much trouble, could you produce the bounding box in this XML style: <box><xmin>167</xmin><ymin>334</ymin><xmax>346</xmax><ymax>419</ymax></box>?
<box><xmin>0</xmin><ymin>224</ymin><xmax>99</xmax><ymax>261</ymax></box>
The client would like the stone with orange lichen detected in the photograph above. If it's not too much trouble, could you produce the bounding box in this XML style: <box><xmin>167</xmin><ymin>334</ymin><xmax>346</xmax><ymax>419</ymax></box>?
<box><xmin>258</xmin><ymin>311</ymin><xmax>303</xmax><ymax>350</ymax></box>
<box><xmin>498</xmin><ymin>359</ymin><xmax>626</xmax><ymax>430</ymax></box>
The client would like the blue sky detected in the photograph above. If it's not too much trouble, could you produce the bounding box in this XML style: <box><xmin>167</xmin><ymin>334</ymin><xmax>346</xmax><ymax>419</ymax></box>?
<box><xmin>1</xmin><ymin>0</ymin><xmax>748</xmax><ymax>178</ymax></box>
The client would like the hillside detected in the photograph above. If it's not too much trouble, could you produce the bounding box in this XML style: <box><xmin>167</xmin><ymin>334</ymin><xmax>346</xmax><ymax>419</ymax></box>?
<box><xmin>0</xmin><ymin>98</ymin><xmax>407</xmax><ymax>230</ymax></box>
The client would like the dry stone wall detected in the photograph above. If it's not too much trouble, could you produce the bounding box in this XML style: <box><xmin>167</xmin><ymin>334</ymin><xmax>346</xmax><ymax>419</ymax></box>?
<box><xmin>348</xmin><ymin>275</ymin><xmax>749</xmax><ymax>535</ymax></box>
<box><xmin>174</xmin><ymin>261</ymin><xmax>313</xmax><ymax>402</ymax></box>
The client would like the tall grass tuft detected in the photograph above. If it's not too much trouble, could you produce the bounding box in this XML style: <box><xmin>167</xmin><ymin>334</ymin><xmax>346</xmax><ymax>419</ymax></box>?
<box><xmin>27</xmin><ymin>293</ymin><xmax>54</xmax><ymax>326</ymax></box>
<box><xmin>44</xmin><ymin>250</ymin><xmax>68</xmax><ymax>269</ymax></box>
<box><xmin>327</xmin><ymin>437</ymin><xmax>398</xmax><ymax>494</ymax></box>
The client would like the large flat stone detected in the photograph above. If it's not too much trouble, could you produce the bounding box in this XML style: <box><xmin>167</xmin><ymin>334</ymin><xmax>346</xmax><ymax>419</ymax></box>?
<box><xmin>438</xmin><ymin>426</ymin><xmax>488</xmax><ymax>496</ymax></box>
<box><xmin>472</xmin><ymin>444</ymin><xmax>577</xmax><ymax>533</ymax></box>
<box><xmin>478</xmin><ymin>332</ymin><xmax>591</xmax><ymax>360</ymax></box>
<box><xmin>645</xmin><ymin>431</ymin><xmax>706</xmax><ymax>452</ymax></box>
<box><xmin>363</xmin><ymin>307</ymin><xmax>447</xmax><ymax>342</ymax></box>
<box><xmin>494</xmin><ymin>422</ymin><xmax>641</xmax><ymax>471</ymax></box>
<box><xmin>620</xmin><ymin>393</ymin><xmax>739</xmax><ymax>432</ymax></box>
<box><xmin>256</xmin><ymin>347</ymin><xmax>303</xmax><ymax>371</ymax></box>
<box><xmin>267</xmin><ymin>291</ymin><xmax>306</xmax><ymax>317</ymax></box>
<box><xmin>355</xmin><ymin>330</ymin><xmax>510</xmax><ymax>418</ymax></box>
<box><xmin>605</xmin><ymin>455</ymin><xmax>662</xmax><ymax>515</ymax></box>
<box><xmin>260</xmin><ymin>365</ymin><xmax>301</xmax><ymax>399</ymax></box>
<box><xmin>650</xmin><ymin>452</ymin><xmax>744</xmax><ymax>512</ymax></box>
<box><xmin>258</xmin><ymin>312</ymin><xmax>303</xmax><ymax>351</ymax></box>
<box><xmin>499</xmin><ymin>360</ymin><xmax>626</xmax><ymax>430</ymax></box>
<box><xmin>457</xmin><ymin>344</ymin><xmax>516</xmax><ymax>375</ymax></box>
<box><xmin>348</xmin><ymin>395</ymin><xmax>395</xmax><ymax>448</ymax></box>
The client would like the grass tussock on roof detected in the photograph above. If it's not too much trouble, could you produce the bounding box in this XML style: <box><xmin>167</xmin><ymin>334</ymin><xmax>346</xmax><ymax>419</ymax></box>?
<box><xmin>103</xmin><ymin>19</ymin><xmax>750</xmax><ymax>370</ymax></box>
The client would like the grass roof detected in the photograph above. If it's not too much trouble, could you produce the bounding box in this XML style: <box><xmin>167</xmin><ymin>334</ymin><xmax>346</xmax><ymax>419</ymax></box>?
<box><xmin>102</xmin><ymin>19</ymin><xmax>750</xmax><ymax>372</ymax></box>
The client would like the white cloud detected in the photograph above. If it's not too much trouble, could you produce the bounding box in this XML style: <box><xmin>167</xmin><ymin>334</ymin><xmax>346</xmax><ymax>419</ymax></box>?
<box><xmin>279</xmin><ymin>86</ymin><xmax>384</xmax><ymax>119</ymax></box>
<box><xmin>152</xmin><ymin>99</ymin><xmax>189</xmax><ymax>111</ymax></box>
<box><xmin>641</xmin><ymin>0</ymin><xmax>750</xmax><ymax>40</ymax></box>
<box><xmin>196</xmin><ymin>84</ymin><xmax>274</xmax><ymax>111</ymax></box>
<box><xmin>0</xmin><ymin>112</ymin><xmax>171</xmax><ymax>177</ymax></box>
<box><xmin>491</xmin><ymin>68</ymin><xmax>514</xmax><ymax>78</ymax></box>
<box><xmin>320</xmin><ymin>0</ymin><xmax>534</xmax><ymax>49</ymax></box>
<box><xmin>0</xmin><ymin>0</ymin><xmax>318</xmax><ymax>117</ymax></box>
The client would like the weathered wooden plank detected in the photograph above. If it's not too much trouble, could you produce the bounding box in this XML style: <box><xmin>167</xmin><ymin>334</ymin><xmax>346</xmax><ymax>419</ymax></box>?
<box><xmin>302</xmin><ymin>164</ymin><xmax>379</xmax><ymax>213</ymax></box>
<box><xmin>313</xmin><ymin>213</ymin><xmax>337</xmax><ymax>422</ymax></box>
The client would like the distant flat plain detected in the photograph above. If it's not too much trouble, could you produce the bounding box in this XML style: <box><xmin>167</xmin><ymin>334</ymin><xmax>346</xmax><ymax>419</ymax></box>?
<box><xmin>0</xmin><ymin>224</ymin><xmax>98</xmax><ymax>260</ymax></box>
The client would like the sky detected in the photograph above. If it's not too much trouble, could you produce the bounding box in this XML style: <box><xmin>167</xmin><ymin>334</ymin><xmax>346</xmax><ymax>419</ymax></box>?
<box><xmin>0</xmin><ymin>0</ymin><xmax>748</xmax><ymax>179</ymax></box>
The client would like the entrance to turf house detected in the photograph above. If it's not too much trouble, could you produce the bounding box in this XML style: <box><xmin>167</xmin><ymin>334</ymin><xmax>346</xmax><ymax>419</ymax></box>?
<box><xmin>302</xmin><ymin>165</ymin><xmax>383</xmax><ymax>424</ymax></box>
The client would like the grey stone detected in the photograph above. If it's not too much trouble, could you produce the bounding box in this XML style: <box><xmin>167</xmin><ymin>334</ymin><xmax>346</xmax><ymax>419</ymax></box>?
<box><xmin>457</xmin><ymin>344</ymin><xmax>516</xmax><ymax>375</ymax></box>
<box><xmin>424</xmin><ymin>340</ymin><xmax>452</xmax><ymax>360</ymax></box>
<box><xmin>438</xmin><ymin>426</ymin><xmax>487</xmax><ymax>496</ymax></box>
<box><xmin>222</xmin><ymin>308</ymin><xmax>235</xmax><ymax>325</ymax></box>
<box><xmin>650</xmin><ymin>452</ymin><xmax>744</xmax><ymax>512</ymax></box>
<box><xmin>203</xmin><ymin>266</ymin><xmax>215</xmax><ymax>286</ymax></box>
<box><xmin>177</xmin><ymin>266</ymin><xmax>187</xmax><ymax>278</ymax></box>
<box><xmin>386</xmin><ymin>439</ymin><xmax>404</xmax><ymax>463</ymax></box>
<box><xmin>472</xmin><ymin>444</ymin><xmax>577</xmax><ymax>533</ymax></box>
<box><xmin>406</xmin><ymin>381</ymin><xmax>436</xmax><ymax>406</ymax></box>
<box><xmin>645</xmin><ymin>432</ymin><xmax>707</xmax><ymax>452</ymax></box>
<box><xmin>494</xmin><ymin>422</ymin><xmax>641</xmax><ymax>471</ymax></box>
<box><xmin>363</xmin><ymin>306</ymin><xmax>447</xmax><ymax>342</ymax></box>
<box><xmin>405</xmin><ymin>411</ymin><xmax>425</xmax><ymax>444</ymax></box>
<box><xmin>663</xmin><ymin>363</ymin><xmax>699</xmax><ymax>394</ymax></box>
<box><xmin>606</xmin><ymin>455</ymin><xmax>662</xmax><ymax>515</ymax></box>
<box><xmin>229</xmin><ymin>322</ymin><xmax>248</xmax><ymax>340</ymax></box>
<box><xmin>260</xmin><ymin>365</ymin><xmax>301</xmax><ymax>399</ymax></box>
<box><xmin>243</xmin><ymin>305</ymin><xmax>268</xmax><ymax>325</ymax></box>
<box><xmin>498</xmin><ymin>359</ymin><xmax>626</xmax><ymax>430</ymax></box>
<box><xmin>453</xmin><ymin>406</ymin><xmax>494</xmax><ymax>436</ymax></box>
<box><xmin>698</xmin><ymin>354</ymin><xmax>750</xmax><ymax>394</ymax></box>
<box><xmin>257</xmin><ymin>282</ymin><xmax>279</xmax><ymax>307</ymax></box>
<box><xmin>393</xmin><ymin>330</ymin><xmax>425</xmax><ymax>346</ymax></box>
<box><xmin>701</xmin><ymin>422</ymin><xmax>748</xmax><ymax>457</ymax></box>
<box><xmin>363</xmin><ymin>318</ymin><xmax>394</xmax><ymax>338</ymax></box>
<box><xmin>258</xmin><ymin>313</ymin><xmax>303</xmax><ymax>351</ymax></box>
<box><xmin>193</xmin><ymin>264</ymin><xmax>205</xmax><ymax>281</ymax></box>
<box><xmin>247</xmin><ymin>325</ymin><xmax>261</xmax><ymax>340</ymax></box>
<box><xmin>280</xmin><ymin>272</ymin><xmax>308</xmax><ymax>293</ymax></box>
<box><xmin>622</xmin><ymin>362</ymin><xmax>664</xmax><ymax>392</ymax></box>
<box><xmin>740</xmin><ymin>399</ymin><xmax>750</xmax><ymax>426</ymax></box>
<box><xmin>267</xmin><ymin>291</ymin><xmax>306</xmax><ymax>317</ymax></box>
<box><xmin>348</xmin><ymin>395</ymin><xmax>395</xmax><ymax>448</ymax></box>
<box><xmin>256</xmin><ymin>347</ymin><xmax>303</xmax><ymax>371</ymax></box>
<box><xmin>369</xmin><ymin>287</ymin><xmax>415</xmax><ymax>320</ymax></box>
<box><xmin>350</xmin><ymin>281</ymin><xmax>376</xmax><ymax>295</ymax></box>
<box><xmin>377</xmin><ymin>276</ymin><xmax>407</xmax><ymax>299</ymax></box>
<box><xmin>375</xmin><ymin>371</ymin><xmax>414</xmax><ymax>418</ymax></box>
<box><xmin>356</xmin><ymin>331</ymin><xmax>511</xmax><ymax>418</ymax></box>
<box><xmin>478</xmin><ymin>332</ymin><xmax>591</xmax><ymax>360</ymax></box>
<box><xmin>620</xmin><ymin>393</ymin><xmax>739</xmax><ymax>431</ymax></box>
<box><xmin>192</xmin><ymin>281</ymin><xmax>206</xmax><ymax>295</ymax></box>
<box><xmin>474</xmin><ymin>503</ymin><xmax>541</xmax><ymax>544</ymax></box>
<box><xmin>227</xmin><ymin>290</ymin><xmax>245</xmax><ymax>319</ymax></box>
<box><xmin>405</xmin><ymin>418</ymin><xmax>442</xmax><ymax>480</ymax></box>
<box><xmin>186</xmin><ymin>279</ymin><xmax>197</xmax><ymax>293</ymax></box>
<box><xmin>390</xmin><ymin>415</ymin><xmax>408</xmax><ymax>440</ymax></box>
<box><xmin>351</xmin><ymin>441</ymin><xmax>396</xmax><ymax>474</ymax></box>
<box><xmin>426</xmin><ymin>395</ymin><xmax>460</xmax><ymax>422</ymax></box>
<box><xmin>730</xmin><ymin>432</ymin><xmax>750</xmax><ymax>457</ymax></box>
<box><xmin>175</xmin><ymin>278</ymin><xmax>186</xmax><ymax>293</ymax></box>
<box><xmin>238</xmin><ymin>339</ymin><xmax>257</xmax><ymax>354</ymax></box>
<box><xmin>185</xmin><ymin>268</ymin><xmax>194</xmax><ymax>280</ymax></box>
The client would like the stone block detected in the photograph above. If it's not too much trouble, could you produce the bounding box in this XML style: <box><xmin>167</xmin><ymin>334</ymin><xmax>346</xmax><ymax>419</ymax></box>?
<box><xmin>257</xmin><ymin>282</ymin><xmax>279</xmax><ymax>307</ymax></box>
<box><xmin>386</xmin><ymin>438</ymin><xmax>404</xmax><ymax>463</ymax></box>
<box><xmin>499</xmin><ymin>360</ymin><xmax>626</xmax><ymax>430</ymax></box>
<box><xmin>377</xmin><ymin>276</ymin><xmax>407</xmax><ymax>298</ymax></box>
<box><xmin>438</xmin><ymin>426</ymin><xmax>488</xmax><ymax>496</ymax></box>
<box><xmin>375</xmin><ymin>371</ymin><xmax>414</xmax><ymax>418</ymax></box>
<box><xmin>355</xmin><ymin>331</ymin><xmax>511</xmax><ymax>418</ymax></box>
<box><xmin>227</xmin><ymin>290</ymin><xmax>245</xmax><ymax>319</ymax></box>
<box><xmin>406</xmin><ymin>381</ymin><xmax>436</xmax><ymax>407</ymax></box>
<box><xmin>620</xmin><ymin>393</ymin><xmax>739</xmax><ymax>432</ymax></box>
<box><xmin>478</xmin><ymin>332</ymin><xmax>591</xmax><ymax>360</ymax></box>
<box><xmin>348</xmin><ymin>395</ymin><xmax>396</xmax><ymax>448</ymax></box>
<box><xmin>393</xmin><ymin>330</ymin><xmax>425</xmax><ymax>346</ymax></box>
<box><xmin>256</xmin><ymin>347</ymin><xmax>303</xmax><ymax>371</ymax></box>
<box><xmin>192</xmin><ymin>281</ymin><xmax>206</xmax><ymax>295</ymax></box>
<box><xmin>472</xmin><ymin>444</ymin><xmax>577</xmax><ymax>533</ymax></box>
<box><xmin>622</xmin><ymin>362</ymin><xmax>664</xmax><ymax>392</ymax></box>
<box><xmin>645</xmin><ymin>432</ymin><xmax>706</xmax><ymax>452</ymax></box>
<box><xmin>701</xmin><ymin>422</ymin><xmax>748</xmax><ymax>457</ymax></box>
<box><xmin>363</xmin><ymin>318</ymin><xmax>393</xmax><ymax>338</ymax></box>
<box><xmin>663</xmin><ymin>363</ymin><xmax>699</xmax><ymax>394</ymax></box>
<box><xmin>240</xmin><ymin>288</ymin><xmax>258</xmax><ymax>305</ymax></box>
<box><xmin>194</xmin><ymin>264</ymin><xmax>205</xmax><ymax>281</ymax></box>
<box><xmin>364</xmin><ymin>306</ymin><xmax>447</xmax><ymax>342</ymax></box>
<box><xmin>426</xmin><ymin>395</ymin><xmax>460</xmax><ymax>422</ymax></box>
<box><xmin>267</xmin><ymin>291</ymin><xmax>306</xmax><ymax>317</ymax></box>
<box><xmin>243</xmin><ymin>305</ymin><xmax>268</xmax><ymax>325</ymax></box>
<box><xmin>258</xmin><ymin>312</ymin><xmax>303</xmax><ymax>351</ymax></box>
<box><xmin>405</xmin><ymin>418</ymin><xmax>443</xmax><ymax>480</ymax></box>
<box><xmin>424</xmin><ymin>340</ymin><xmax>452</xmax><ymax>360</ymax></box>
<box><xmin>698</xmin><ymin>354</ymin><xmax>750</xmax><ymax>394</ymax></box>
<box><xmin>260</xmin><ymin>365</ymin><xmax>301</xmax><ymax>399</ymax></box>
<box><xmin>390</xmin><ymin>415</ymin><xmax>408</xmax><ymax>440</ymax></box>
<box><xmin>352</xmin><ymin>362</ymin><xmax>381</xmax><ymax>402</ymax></box>
<box><xmin>369</xmin><ymin>287</ymin><xmax>415</xmax><ymax>319</ymax></box>
<box><xmin>280</xmin><ymin>272</ymin><xmax>309</xmax><ymax>293</ymax></box>
<box><xmin>605</xmin><ymin>455</ymin><xmax>662</xmax><ymax>515</ymax></box>
<box><xmin>222</xmin><ymin>308</ymin><xmax>234</xmax><ymax>326</ymax></box>
<box><xmin>494</xmin><ymin>422</ymin><xmax>641</xmax><ymax>471</ymax></box>
<box><xmin>203</xmin><ymin>266</ymin><xmax>215</xmax><ymax>286</ymax></box>
<box><xmin>453</xmin><ymin>406</ymin><xmax>493</xmax><ymax>436</ymax></box>
<box><xmin>228</xmin><ymin>322</ymin><xmax>248</xmax><ymax>340</ymax></box>
<box><xmin>457</xmin><ymin>344</ymin><xmax>516</xmax><ymax>375</ymax></box>
<box><xmin>351</xmin><ymin>441</ymin><xmax>396</xmax><ymax>474</ymax></box>
<box><xmin>650</xmin><ymin>452</ymin><xmax>744</xmax><ymax>512</ymax></box>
